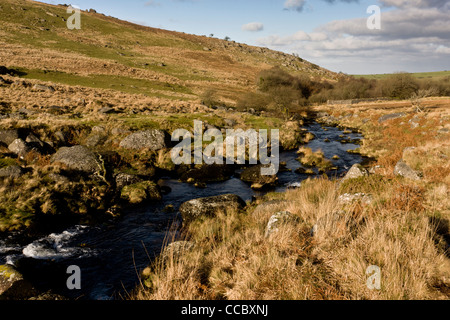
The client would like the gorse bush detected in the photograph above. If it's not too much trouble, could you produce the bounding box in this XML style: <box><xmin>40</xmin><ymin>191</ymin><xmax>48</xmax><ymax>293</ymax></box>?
<box><xmin>381</xmin><ymin>73</ymin><xmax>419</xmax><ymax>99</ymax></box>
<box><xmin>237</xmin><ymin>67</ymin><xmax>313</xmax><ymax>114</ymax></box>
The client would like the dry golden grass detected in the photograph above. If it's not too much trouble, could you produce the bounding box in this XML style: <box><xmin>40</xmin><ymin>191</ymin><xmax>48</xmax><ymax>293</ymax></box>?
<box><xmin>132</xmin><ymin>176</ymin><xmax>450</xmax><ymax>300</ymax></box>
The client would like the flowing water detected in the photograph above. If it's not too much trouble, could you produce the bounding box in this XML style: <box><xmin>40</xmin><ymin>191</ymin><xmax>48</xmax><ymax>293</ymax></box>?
<box><xmin>0</xmin><ymin>122</ymin><xmax>365</xmax><ymax>300</ymax></box>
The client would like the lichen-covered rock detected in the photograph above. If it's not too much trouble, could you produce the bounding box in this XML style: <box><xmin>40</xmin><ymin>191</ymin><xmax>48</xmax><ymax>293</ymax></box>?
<box><xmin>394</xmin><ymin>160</ymin><xmax>422</xmax><ymax>181</ymax></box>
<box><xmin>51</xmin><ymin>145</ymin><xmax>99</xmax><ymax>174</ymax></box>
<box><xmin>0</xmin><ymin>165</ymin><xmax>24</xmax><ymax>179</ymax></box>
<box><xmin>8</xmin><ymin>139</ymin><xmax>32</xmax><ymax>158</ymax></box>
<box><xmin>0</xmin><ymin>129</ymin><xmax>20</xmax><ymax>146</ymax></box>
<box><xmin>119</xmin><ymin>130</ymin><xmax>171</xmax><ymax>151</ymax></box>
<box><xmin>179</xmin><ymin>194</ymin><xmax>246</xmax><ymax>222</ymax></box>
<box><xmin>341</xmin><ymin>164</ymin><xmax>369</xmax><ymax>182</ymax></box>
<box><xmin>0</xmin><ymin>264</ymin><xmax>37</xmax><ymax>300</ymax></box>
<box><xmin>115</xmin><ymin>173</ymin><xmax>143</xmax><ymax>189</ymax></box>
<box><xmin>120</xmin><ymin>181</ymin><xmax>162</xmax><ymax>204</ymax></box>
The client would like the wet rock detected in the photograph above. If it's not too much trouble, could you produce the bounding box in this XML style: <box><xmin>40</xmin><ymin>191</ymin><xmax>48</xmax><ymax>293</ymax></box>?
<box><xmin>51</xmin><ymin>145</ymin><xmax>99</xmax><ymax>174</ymax></box>
<box><xmin>180</xmin><ymin>164</ymin><xmax>234</xmax><ymax>183</ymax></box>
<box><xmin>265</xmin><ymin>211</ymin><xmax>300</xmax><ymax>238</ymax></box>
<box><xmin>0</xmin><ymin>165</ymin><xmax>24</xmax><ymax>179</ymax></box>
<box><xmin>0</xmin><ymin>264</ymin><xmax>37</xmax><ymax>300</ymax></box>
<box><xmin>394</xmin><ymin>160</ymin><xmax>422</xmax><ymax>181</ymax></box>
<box><xmin>163</xmin><ymin>204</ymin><xmax>175</xmax><ymax>213</ymax></box>
<box><xmin>341</xmin><ymin>164</ymin><xmax>369</xmax><ymax>182</ymax></box>
<box><xmin>240</xmin><ymin>164</ymin><xmax>278</xmax><ymax>189</ymax></box>
<box><xmin>378</xmin><ymin>112</ymin><xmax>406</xmax><ymax>124</ymax></box>
<box><xmin>119</xmin><ymin>130</ymin><xmax>171</xmax><ymax>151</ymax></box>
<box><xmin>120</xmin><ymin>181</ymin><xmax>162</xmax><ymax>204</ymax></box>
<box><xmin>179</xmin><ymin>194</ymin><xmax>246</xmax><ymax>223</ymax></box>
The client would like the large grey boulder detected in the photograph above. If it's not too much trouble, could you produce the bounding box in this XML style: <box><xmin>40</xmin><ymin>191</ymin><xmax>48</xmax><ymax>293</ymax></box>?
<box><xmin>119</xmin><ymin>130</ymin><xmax>171</xmax><ymax>151</ymax></box>
<box><xmin>341</xmin><ymin>164</ymin><xmax>369</xmax><ymax>182</ymax></box>
<box><xmin>51</xmin><ymin>145</ymin><xmax>99</xmax><ymax>173</ymax></box>
<box><xmin>394</xmin><ymin>160</ymin><xmax>422</xmax><ymax>181</ymax></box>
<box><xmin>179</xmin><ymin>194</ymin><xmax>246</xmax><ymax>222</ymax></box>
<box><xmin>0</xmin><ymin>165</ymin><xmax>24</xmax><ymax>179</ymax></box>
<box><xmin>0</xmin><ymin>264</ymin><xmax>37</xmax><ymax>300</ymax></box>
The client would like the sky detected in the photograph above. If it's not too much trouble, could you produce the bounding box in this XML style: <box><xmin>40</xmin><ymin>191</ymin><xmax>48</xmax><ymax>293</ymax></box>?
<box><xmin>39</xmin><ymin>0</ymin><xmax>450</xmax><ymax>74</ymax></box>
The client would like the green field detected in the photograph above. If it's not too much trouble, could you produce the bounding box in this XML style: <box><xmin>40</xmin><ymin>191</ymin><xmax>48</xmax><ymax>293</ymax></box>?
<box><xmin>353</xmin><ymin>70</ymin><xmax>450</xmax><ymax>80</ymax></box>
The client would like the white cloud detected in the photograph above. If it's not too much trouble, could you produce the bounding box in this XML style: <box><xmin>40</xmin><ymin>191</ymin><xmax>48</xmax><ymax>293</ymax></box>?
<box><xmin>258</xmin><ymin>4</ymin><xmax>450</xmax><ymax>73</ymax></box>
<box><xmin>284</xmin><ymin>0</ymin><xmax>307</xmax><ymax>12</ymax></box>
<box><xmin>242</xmin><ymin>22</ymin><xmax>264</xmax><ymax>32</ymax></box>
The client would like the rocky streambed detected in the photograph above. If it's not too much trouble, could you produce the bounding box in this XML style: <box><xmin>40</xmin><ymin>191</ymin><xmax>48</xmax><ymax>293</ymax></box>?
<box><xmin>0</xmin><ymin>121</ymin><xmax>365</xmax><ymax>300</ymax></box>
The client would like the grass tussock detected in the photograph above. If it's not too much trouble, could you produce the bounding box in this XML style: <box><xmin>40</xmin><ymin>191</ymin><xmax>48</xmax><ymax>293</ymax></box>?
<box><xmin>132</xmin><ymin>176</ymin><xmax>450</xmax><ymax>300</ymax></box>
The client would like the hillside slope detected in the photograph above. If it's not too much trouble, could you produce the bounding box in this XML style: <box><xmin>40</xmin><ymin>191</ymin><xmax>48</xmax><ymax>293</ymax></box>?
<box><xmin>0</xmin><ymin>0</ymin><xmax>338</xmax><ymax>107</ymax></box>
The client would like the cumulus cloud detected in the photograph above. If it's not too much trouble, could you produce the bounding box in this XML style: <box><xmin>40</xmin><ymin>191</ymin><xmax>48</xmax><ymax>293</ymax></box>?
<box><xmin>284</xmin><ymin>0</ymin><xmax>307</xmax><ymax>12</ymax></box>
<box><xmin>259</xmin><ymin>2</ymin><xmax>450</xmax><ymax>73</ymax></box>
<box><xmin>242</xmin><ymin>22</ymin><xmax>264</xmax><ymax>32</ymax></box>
<box><xmin>379</xmin><ymin>0</ymin><xmax>450</xmax><ymax>9</ymax></box>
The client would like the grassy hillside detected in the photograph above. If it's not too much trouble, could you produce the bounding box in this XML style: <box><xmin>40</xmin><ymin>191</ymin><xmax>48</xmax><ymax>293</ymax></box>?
<box><xmin>0</xmin><ymin>0</ymin><xmax>338</xmax><ymax>106</ymax></box>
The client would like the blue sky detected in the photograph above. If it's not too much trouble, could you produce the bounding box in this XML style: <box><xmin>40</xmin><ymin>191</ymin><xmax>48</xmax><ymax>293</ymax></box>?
<box><xmin>40</xmin><ymin>0</ymin><xmax>450</xmax><ymax>74</ymax></box>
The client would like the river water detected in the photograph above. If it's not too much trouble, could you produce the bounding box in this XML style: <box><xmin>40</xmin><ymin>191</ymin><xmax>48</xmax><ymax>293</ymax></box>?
<box><xmin>0</xmin><ymin>122</ymin><xmax>364</xmax><ymax>300</ymax></box>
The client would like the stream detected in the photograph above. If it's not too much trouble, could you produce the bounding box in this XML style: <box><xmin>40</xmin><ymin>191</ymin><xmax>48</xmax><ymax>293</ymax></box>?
<box><xmin>0</xmin><ymin>122</ymin><xmax>365</xmax><ymax>300</ymax></box>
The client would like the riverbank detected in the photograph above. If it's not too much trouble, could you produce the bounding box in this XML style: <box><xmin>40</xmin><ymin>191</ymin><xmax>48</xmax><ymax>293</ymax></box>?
<box><xmin>1</xmin><ymin>118</ymin><xmax>364</xmax><ymax>299</ymax></box>
<box><xmin>133</xmin><ymin>97</ymin><xmax>450</xmax><ymax>300</ymax></box>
